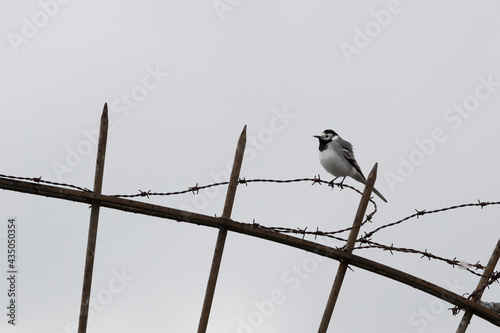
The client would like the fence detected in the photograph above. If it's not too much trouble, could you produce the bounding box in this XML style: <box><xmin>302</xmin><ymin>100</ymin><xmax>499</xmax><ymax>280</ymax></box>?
<box><xmin>1</xmin><ymin>104</ymin><xmax>499</xmax><ymax>332</ymax></box>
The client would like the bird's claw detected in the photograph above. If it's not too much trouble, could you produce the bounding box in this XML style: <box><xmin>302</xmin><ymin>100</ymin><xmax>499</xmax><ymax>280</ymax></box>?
<box><xmin>329</xmin><ymin>177</ymin><xmax>345</xmax><ymax>190</ymax></box>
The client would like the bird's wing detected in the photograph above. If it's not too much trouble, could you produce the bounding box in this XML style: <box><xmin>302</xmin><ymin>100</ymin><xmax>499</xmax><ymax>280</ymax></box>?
<box><xmin>338</xmin><ymin>139</ymin><xmax>366</xmax><ymax>180</ymax></box>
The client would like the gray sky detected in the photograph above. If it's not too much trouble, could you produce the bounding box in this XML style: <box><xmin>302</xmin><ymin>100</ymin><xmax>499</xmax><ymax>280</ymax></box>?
<box><xmin>1</xmin><ymin>1</ymin><xmax>500</xmax><ymax>332</ymax></box>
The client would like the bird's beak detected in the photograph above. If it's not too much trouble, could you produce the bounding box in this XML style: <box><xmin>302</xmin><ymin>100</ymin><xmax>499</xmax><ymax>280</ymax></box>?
<box><xmin>313</xmin><ymin>135</ymin><xmax>321</xmax><ymax>139</ymax></box>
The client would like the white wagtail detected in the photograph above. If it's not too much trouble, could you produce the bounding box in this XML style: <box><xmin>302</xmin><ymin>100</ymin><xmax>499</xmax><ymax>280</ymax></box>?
<box><xmin>314</xmin><ymin>129</ymin><xmax>387</xmax><ymax>202</ymax></box>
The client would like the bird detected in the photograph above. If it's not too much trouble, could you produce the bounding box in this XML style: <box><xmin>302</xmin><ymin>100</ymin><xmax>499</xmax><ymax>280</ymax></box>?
<box><xmin>314</xmin><ymin>129</ymin><xmax>387</xmax><ymax>202</ymax></box>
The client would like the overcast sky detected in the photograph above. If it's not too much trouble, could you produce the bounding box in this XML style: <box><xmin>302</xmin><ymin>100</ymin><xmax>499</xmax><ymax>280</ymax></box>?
<box><xmin>1</xmin><ymin>1</ymin><xmax>500</xmax><ymax>332</ymax></box>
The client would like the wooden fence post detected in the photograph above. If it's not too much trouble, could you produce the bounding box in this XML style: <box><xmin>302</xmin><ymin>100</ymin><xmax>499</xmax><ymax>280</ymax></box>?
<box><xmin>318</xmin><ymin>163</ymin><xmax>378</xmax><ymax>333</ymax></box>
<box><xmin>78</xmin><ymin>104</ymin><xmax>109</xmax><ymax>333</ymax></box>
<box><xmin>197</xmin><ymin>125</ymin><xmax>247</xmax><ymax>332</ymax></box>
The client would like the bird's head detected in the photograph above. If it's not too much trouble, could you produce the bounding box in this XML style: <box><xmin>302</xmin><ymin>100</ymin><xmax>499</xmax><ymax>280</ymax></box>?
<box><xmin>313</xmin><ymin>129</ymin><xmax>338</xmax><ymax>142</ymax></box>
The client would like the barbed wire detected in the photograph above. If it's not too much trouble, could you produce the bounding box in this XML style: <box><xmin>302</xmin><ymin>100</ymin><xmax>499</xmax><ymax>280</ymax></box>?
<box><xmin>106</xmin><ymin>175</ymin><xmax>365</xmax><ymax>199</ymax></box>
<box><xmin>0</xmin><ymin>173</ymin><xmax>91</xmax><ymax>192</ymax></box>
<box><xmin>1</xmin><ymin>173</ymin><xmax>499</xmax><ymax>282</ymax></box>
<box><xmin>353</xmin><ymin>239</ymin><xmax>493</xmax><ymax>278</ymax></box>
<box><xmin>258</xmin><ymin>226</ymin><xmax>500</xmax><ymax>280</ymax></box>
<box><xmin>362</xmin><ymin>200</ymin><xmax>500</xmax><ymax>240</ymax></box>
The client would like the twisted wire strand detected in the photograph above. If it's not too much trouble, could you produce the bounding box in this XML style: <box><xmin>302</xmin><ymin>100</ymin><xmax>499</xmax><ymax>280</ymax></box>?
<box><xmin>363</xmin><ymin>200</ymin><xmax>500</xmax><ymax>239</ymax></box>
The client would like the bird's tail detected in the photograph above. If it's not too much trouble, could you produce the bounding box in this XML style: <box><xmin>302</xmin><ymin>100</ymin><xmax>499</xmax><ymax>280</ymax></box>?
<box><xmin>371</xmin><ymin>187</ymin><xmax>387</xmax><ymax>203</ymax></box>
<box><xmin>353</xmin><ymin>174</ymin><xmax>387</xmax><ymax>203</ymax></box>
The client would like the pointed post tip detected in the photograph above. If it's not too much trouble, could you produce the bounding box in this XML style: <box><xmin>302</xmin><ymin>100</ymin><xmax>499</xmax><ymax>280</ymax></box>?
<box><xmin>102</xmin><ymin>103</ymin><xmax>108</xmax><ymax>117</ymax></box>
<box><xmin>367</xmin><ymin>163</ymin><xmax>378</xmax><ymax>182</ymax></box>
<box><xmin>238</xmin><ymin>125</ymin><xmax>247</xmax><ymax>144</ymax></box>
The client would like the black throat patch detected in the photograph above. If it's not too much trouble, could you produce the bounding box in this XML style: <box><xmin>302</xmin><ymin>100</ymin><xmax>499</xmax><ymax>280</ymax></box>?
<box><xmin>318</xmin><ymin>139</ymin><xmax>330</xmax><ymax>152</ymax></box>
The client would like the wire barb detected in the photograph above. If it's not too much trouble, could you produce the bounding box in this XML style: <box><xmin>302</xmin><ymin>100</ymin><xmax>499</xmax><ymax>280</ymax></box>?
<box><xmin>189</xmin><ymin>183</ymin><xmax>200</xmax><ymax>195</ymax></box>
<box><xmin>138</xmin><ymin>189</ymin><xmax>152</xmax><ymax>198</ymax></box>
<box><xmin>311</xmin><ymin>174</ymin><xmax>322</xmax><ymax>186</ymax></box>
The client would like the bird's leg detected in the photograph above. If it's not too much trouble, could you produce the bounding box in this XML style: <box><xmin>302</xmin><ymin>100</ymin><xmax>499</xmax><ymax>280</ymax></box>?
<box><xmin>337</xmin><ymin>176</ymin><xmax>346</xmax><ymax>190</ymax></box>
<box><xmin>328</xmin><ymin>176</ymin><xmax>341</xmax><ymax>189</ymax></box>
